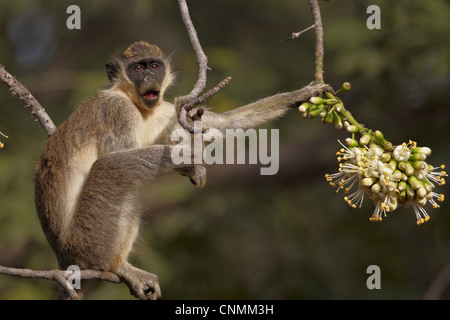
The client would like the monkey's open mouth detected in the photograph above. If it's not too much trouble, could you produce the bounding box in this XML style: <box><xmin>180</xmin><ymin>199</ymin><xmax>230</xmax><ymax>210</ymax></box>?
<box><xmin>142</xmin><ymin>90</ymin><xmax>160</xmax><ymax>101</ymax></box>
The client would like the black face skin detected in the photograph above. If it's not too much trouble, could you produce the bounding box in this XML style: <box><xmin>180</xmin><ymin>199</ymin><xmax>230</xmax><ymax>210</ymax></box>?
<box><xmin>127</xmin><ymin>58</ymin><xmax>166</xmax><ymax>108</ymax></box>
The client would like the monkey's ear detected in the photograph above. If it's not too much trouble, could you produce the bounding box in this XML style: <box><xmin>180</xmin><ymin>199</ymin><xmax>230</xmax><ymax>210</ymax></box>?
<box><xmin>105</xmin><ymin>60</ymin><xmax>120</xmax><ymax>83</ymax></box>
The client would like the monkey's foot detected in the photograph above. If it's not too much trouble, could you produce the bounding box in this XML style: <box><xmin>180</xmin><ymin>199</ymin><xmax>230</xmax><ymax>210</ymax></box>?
<box><xmin>177</xmin><ymin>164</ymin><xmax>207</xmax><ymax>188</ymax></box>
<box><xmin>118</xmin><ymin>264</ymin><xmax>162</xmax><ymax>300</ymax></box>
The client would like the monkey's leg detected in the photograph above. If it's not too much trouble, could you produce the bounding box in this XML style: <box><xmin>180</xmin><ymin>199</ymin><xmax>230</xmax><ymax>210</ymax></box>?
<box><xmin>72</xmin><ymin>145</ymin><xmax>193</xmax><ymax>300</ymax></box>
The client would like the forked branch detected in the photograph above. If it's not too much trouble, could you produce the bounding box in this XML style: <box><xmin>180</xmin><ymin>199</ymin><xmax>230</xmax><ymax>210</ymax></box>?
<box><xmin>176</xmin><ymin>0</ymin><xmax>231</xmax><ymax>134</ymax></box>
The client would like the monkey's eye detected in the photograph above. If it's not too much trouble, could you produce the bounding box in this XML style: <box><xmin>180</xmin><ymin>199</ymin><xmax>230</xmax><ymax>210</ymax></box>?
<box><xmin>134</xmin><ymin>65</ymin><xmax>144</xmax><ymax>71</ymax></box>
<box><xmin>150</xmin><ymin>63</ymin><xmax>159</xmax><ymax>70</ymax></box>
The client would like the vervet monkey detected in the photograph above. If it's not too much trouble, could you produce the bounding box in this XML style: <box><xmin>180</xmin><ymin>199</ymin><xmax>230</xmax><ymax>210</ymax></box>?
<box><xmin>34</xmin><ymin>41</ymin><xmax>330</xmax><ymax>299</ymax></box>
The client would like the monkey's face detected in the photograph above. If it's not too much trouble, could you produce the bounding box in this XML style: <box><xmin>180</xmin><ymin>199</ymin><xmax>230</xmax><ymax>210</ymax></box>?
<box><xmin>127</xmin><ymin>58</ymin><xmax>166</xmax><ymax>109</ymax></box>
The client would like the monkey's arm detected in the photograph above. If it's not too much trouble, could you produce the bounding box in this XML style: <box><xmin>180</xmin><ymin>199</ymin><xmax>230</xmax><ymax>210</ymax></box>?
<box><xmin>199</xmin><ymin>82</ymin><xmax>331</xmax><ymax>131</ymax></box>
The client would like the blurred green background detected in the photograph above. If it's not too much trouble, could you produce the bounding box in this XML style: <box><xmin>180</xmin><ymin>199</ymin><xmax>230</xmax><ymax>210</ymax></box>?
<box><xmin>0</xmin><ymin>0</ymin><xmax>449</xmax><ymax>300</ymax></box>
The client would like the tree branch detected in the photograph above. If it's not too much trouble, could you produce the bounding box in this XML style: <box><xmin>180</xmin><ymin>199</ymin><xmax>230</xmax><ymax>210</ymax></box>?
<box><xmin>308</xmin><ymin>0</ymin><xmax>325</xmax><ymax>83</ymax></box>
<box><xmin>0</xmin><ymin>64</ymin><xmax>56</xmax><ymax>137</ymax></box>
<box><xmin>0</xmin><ymin>265</ymin><xmax>122</xmax><ymax>300</ymax></box>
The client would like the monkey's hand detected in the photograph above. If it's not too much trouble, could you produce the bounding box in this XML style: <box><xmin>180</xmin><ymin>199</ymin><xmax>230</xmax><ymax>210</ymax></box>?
<box><xmin>176</xmin><ymin>164</ymin><xmax>207</xmax><ymax>188</ymax></box>
<box><xmin>288</xmin><ymin>81</ymin><xmax>334</xmax><ymax>108</ymax></box>
<box><xmin>121</xmin><ymin>266</ymin><xmax>162</xmax><ymax>300</ymax></box>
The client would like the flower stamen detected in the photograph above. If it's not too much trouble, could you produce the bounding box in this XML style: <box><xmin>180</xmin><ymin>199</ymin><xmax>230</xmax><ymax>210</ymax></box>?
<box><xmin>413</xmin><ymin>204</ymin><xmax>430</xmax><ymax>225</ymax></box>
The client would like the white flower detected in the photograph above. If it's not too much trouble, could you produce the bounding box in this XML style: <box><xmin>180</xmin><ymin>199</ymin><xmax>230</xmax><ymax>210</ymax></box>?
<box><xmin>369</xmin><ymin>192</ymin><xmax>397</xmax><ymax>222</ymax></box>
<box><xmin>393</xmin><ymin>144</ymin><xmax>411</xmax><ymax>162</ymax></box>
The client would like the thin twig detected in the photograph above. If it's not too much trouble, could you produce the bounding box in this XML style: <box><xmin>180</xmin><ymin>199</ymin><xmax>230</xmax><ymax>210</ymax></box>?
<box><xmin>0</xmin><ymin>64</ymin><xmax>56</xmax><ymax>136</ymax></box>
<box><xmin>183</xmin><ymin>76</ymin><xmax>232</xmax><ymax>111</ymax></box>
<box><xmin>178</xmin><ymin>76</ymin><xmax>231</xmax><ymax>133</ymax></box>
<box><xmin>281</xmin><ymin>24</ymin><xmax>315</xmax><ymax>42</ymax></box>
<box><xmin>308</xmin><ymin>0</ymin><xmax>325</xmax><ymax>83</ymax></box>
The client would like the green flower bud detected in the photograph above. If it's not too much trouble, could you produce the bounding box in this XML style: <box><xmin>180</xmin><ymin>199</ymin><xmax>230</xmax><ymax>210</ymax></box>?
<box><xmin>401</xmin><ymin>172</ymin><xmax>408</xmax><ymax>181</ymax></box>
<box><xmin>398</xmin><ymin>161</ymin><xmax>407</xmax><ymax>171</ymax></box>
<box><xmin>325</xmin><ymin>92</ymin><xmax>336</xmax><ymax>100</ymax></box>
<box><xmin>309</xmin><ymin>105</ymin><xmax>324</xmax><ymax>118</ymax></box>
<box><xmin>298</xmin><ymin>102</ymin><xmax>311</xmax><ymax>113</ymax></box>
<box><xmin>362</xmin><ymin>177</ymin><xmax>377</xmax><ymax>187</ymax></box>
<box><xmin>334</xmin><ymin>103</ymin><xmax>343</xmax><ymax>113</ymax></box>
<box><xmin>325</xmin><ymin>99</ymin><xmax>338</xmax><ymax>105</ymax></box>
<box><xmin>359</xmin><ymin>134</ymin><xmax>371</xmax><ymax>146</ymax></box>
<box><xmin>409</xmin><ymin>153</ymin><xmax>427</xmax><ymax>161</ymax></box>
<box><xmin>392</xmin><ymin>170</ymin><xmax>403</xmax><ymax>181</ymax></box>
<box><xmin>333</xmin><ymin>111</ymin><xmax>343</xmax><ymax>130</ymax></box>
<box><xmin>398</xmin><ymin>181</ymin><xmax>407</xmax><ymax>191</ymax></box>
<box><xmin>372</xmin><ymin>131</ymin><xmax>391</xmax><ymax>150</ymax></box>
<box><xmin>423</xmin><ymin>179</ymin><xmax>434</xmax><ymax>193</ymax></box>
<box><xmin>383</xmin><ymin>141</ymin><xmax>393</xmax><ymax>151</ymax></box>
<box><xmin>404</xmin><ymin>162</ymin><xmax>415</xmax><ymax>176</ymax></box>
<box><xmin>374</xmin><ymin>130</ymin><xmax>384</xmax><ymax>141</ymax></box>
<box><xmin>408</xmin><ymin>175</ymin><xmax>422</xmax><ymax>190</ymax></box>
<box><xmin>412</xmin><ymin>161</ymin><xmax>427</xmax><ymax>171</ymax></box>
<box><xmin>417</xmin><ymin>186</ymin><xmax>427</xmax><ymax>198</ymax></box>
<box><xmin>319</xmin><ymin>110</ymin><xmax>327</xmax><ymax>119</ymax></box>
<box><xmin>323</xmin><ymin>112</ymin><xmax>334</xmax><ymax>124</ymax></box>
<box><xmin>415</xmin><ymin>196</ymin><xmax>427</xmax><ymax>207</ymax></box>
<box><xmin>411</xmin><ymin>147</ymin><xmax>432</xmax><ymax>156</ymax></box>
<box><xmin>345</xmin><ymin>125</ymin><xmax>359</xmax><ymax>133</ymax></box>
<box><xmin>406</xmin><ymin>184</ymin><xmax>415</xmax><ymax>198</ymax></box>
<box><xmin>380</xmin><ymin>152</ymin><xmax>391</xmax><ymax>163</ymax></box>
<box><xmin>345</xmin><ymin>138</ymin><xmax>359</xmax><ymax>148</ymax></box>
<box><xmin>302</xmin><ymin>111</ymin><xmax>309</xmax><ymax>119</ymax></box>
<box><xmin>341</xmin><ymin>82</ymin><xmax>351</xmax><ymax>91</ymax></box>
<box><xmin>371</xmin><ymin>182</ymin><xmax>381</xmax><ymax>194</ymax></box>
<box><xmin>309</xmin><ymin>96</ymin><xmax>326</xmax><ymax>105</ymax></box>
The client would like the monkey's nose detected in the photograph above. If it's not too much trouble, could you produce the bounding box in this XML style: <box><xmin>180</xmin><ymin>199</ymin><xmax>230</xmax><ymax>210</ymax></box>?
<box><xmin>144</xmin><ymin>70</ymin><xmax>155</xmax><ymax>82</ymax></box>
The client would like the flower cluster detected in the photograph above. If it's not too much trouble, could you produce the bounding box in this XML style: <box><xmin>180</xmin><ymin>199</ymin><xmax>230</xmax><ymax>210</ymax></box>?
<box><xmin>325</xmin><ymin>138</ymin><xmax>446</xmax><ymax>225</ymax></box>
<box><xmin>300</xmin><ymin>82</ymin><xmax>447</xmax><ymax>225</ymax></box>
